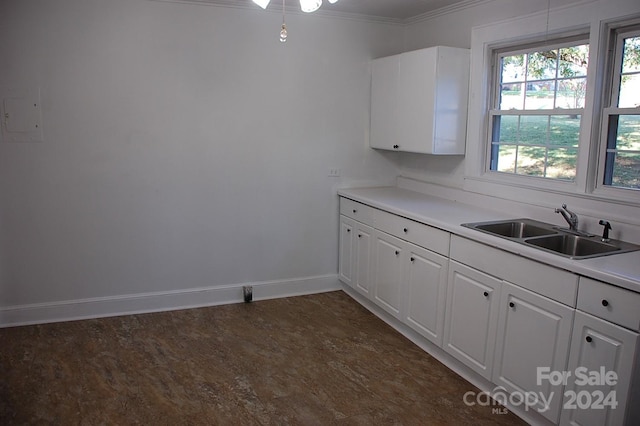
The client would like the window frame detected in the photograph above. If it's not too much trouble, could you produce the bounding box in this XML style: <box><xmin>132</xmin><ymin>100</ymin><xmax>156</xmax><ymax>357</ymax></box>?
<box><xmin>595</xmin><ymin>23</ymin><xmax>640</xmax><ymax>195</ymax></box>
<box><xmin>487</xmin><ymin>36</ymin><xmax>589</xmax><ymax>182</ymax></box>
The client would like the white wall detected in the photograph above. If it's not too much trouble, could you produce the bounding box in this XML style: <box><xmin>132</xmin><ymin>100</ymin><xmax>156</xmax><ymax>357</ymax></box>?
<box><xmin>0</xmin><ymin>0</ymin><xmax>403</xmax><ymax>310</ymax></box>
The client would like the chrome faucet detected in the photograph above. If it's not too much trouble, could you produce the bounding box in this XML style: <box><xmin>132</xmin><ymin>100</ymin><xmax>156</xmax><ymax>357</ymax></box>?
<box><xmin>555</xmin><ymin>204</ymin><xmax>578</xmax><ymax>231</ymax></box>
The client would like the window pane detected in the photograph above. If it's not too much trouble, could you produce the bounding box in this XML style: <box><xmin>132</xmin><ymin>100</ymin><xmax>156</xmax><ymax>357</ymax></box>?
<box><xmin>494</xmin><ymin>144</ymin><xmax>516</xmax><ymax>173</ymax></box>
<box><xmin>619</xmin><ymin>74</ymin><xmax>640</xmax><ymax>108</ymax></box>
<box><xmin>616</xmin><ymin>115</ymin><xmax>640</xmax><ymax>150</ymax></box>
<box><xmin>516</xmin><ymin>146</ymin><xmax>546</xmax><ymax>176</ymax></box>
<box><xmin>556</xmin><ymin>78</ymin><xmax>587</xmax><ymax>108</ymax></box>
<box><xmin>610</xmin><ymin>152</ymin><xmax>640</xmax><ymax>189</ymax></box>
<box><xmin>558</xmin><ymin>45</ymin><xmax>589</xmax><ymax>77</ymax></box>
<box><xmin>500</xmin><ymin>84</ymin><xmax>523</xmax><ymax>109</ymax></box>
<box><xmin>519</xmin><ymin>115</ymin><xmax>548</xmax><ymax>145</ymax></box>
<box><xmin>493</xmin><ymin>115</ymin><xmax>519</xmax><ymax>142</ymax></box>
<box><xmin>527</xmin><ymin>51</ymin><xmax>557</xmax><ymax>81</ymax></box>
<box><xmin>546</xmin><ymin>147</ymin><xmax>578</xmax><ymax>180</ymax></box>
<box><xmin>621</xmin><ymin>36</ymin><xmax>640</xmax><ymax>73</ymax></box>
<box><xmin>501</xmin><ymin>54</ymin><xmax>525</xmax><ymax>83</ymax></box>
<box><xmin>550</xmin><ymin>115</ymin><xmax>580</xmax><ymax>147</ymax></box>
<box><xmin>524</xmin><ymin>81</ymin><xmax>555</xmax><ymax>109</ymax></box>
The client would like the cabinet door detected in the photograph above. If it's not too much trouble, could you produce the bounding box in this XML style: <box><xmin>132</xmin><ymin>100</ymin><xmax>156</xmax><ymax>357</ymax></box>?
<box><xmin>353</xmin><ymin>223</ymin><xmax>374</xmax><ymax>297</ymax></box>
<box><xmin>372</xmin><ymin>231</ymin><xmax>404</xmax><ymax>318</ymax></box>
<box><xmin>370</xmin><ymin>55</ymin><xmax>399</xmax><ymax>151</ymax></box>
<box><xmin>338</xmin><ymin>216</ymin><xmax>355</xmax><ymax>287</ymax></box>
<box><xmin>443</xmin><ymin>261</ymin><xmax>501</xmax><ymax>379</ymax></box>
<box><xmin>404</xmin><ymin>243</ymin><xmax>448</xmax><ymax>347</ymax></box>
<box><xmin>432</xmin><ymin>46</ymin><xmax>469</xmax><ymax>154</ymax></box>
<box><xmin>560</xmin><ymin>311</ymin><xmax>639</xmax><ymax>426</ymax></box>
<box><xmin>398</xmin><ymin>48</ymin><xmax>436</xmax><ymax>154</ymax></box>
<box><xmin>493</xmin><ymin>282</ymin><xmax>574</xmax><ymax>423</ymax></box>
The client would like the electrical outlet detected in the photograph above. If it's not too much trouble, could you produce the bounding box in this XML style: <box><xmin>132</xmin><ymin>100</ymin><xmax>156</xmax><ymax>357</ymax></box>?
<box><xmin>328</xmin><ymin>168</ymin><xmax>341</xmax><ymax>177</ymax></box>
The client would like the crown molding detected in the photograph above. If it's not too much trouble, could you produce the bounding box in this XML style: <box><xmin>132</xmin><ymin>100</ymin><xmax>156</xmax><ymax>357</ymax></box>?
<box><xmin>404</xmin><ymin>0</ymin><xmax>494</xmax><ymax>25</ymax></box>
<box><xmin>147</xmin><ymin>0</ymin><xmax>505</xmax><ymax>25</ymax></box>
<box><xmin>149</xmin><ymin>0</ymin><xmax>551</xmax><ymax>26</ymax></box>
<box><xmin>147</xmin><ymin>0</ymin><xmax>405</xmax><ymax>25</ymax></box>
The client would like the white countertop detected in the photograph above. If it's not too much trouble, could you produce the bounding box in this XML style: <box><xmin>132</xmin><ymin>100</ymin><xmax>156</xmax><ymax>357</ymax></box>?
<box><xmin>338</xmin><ymin>186</ymin><xmax>640</xmax><ymax>294</ymax></box>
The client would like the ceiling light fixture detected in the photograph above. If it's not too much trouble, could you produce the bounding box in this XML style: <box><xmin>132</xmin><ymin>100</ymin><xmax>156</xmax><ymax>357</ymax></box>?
<box><xmin>299</xmin><ymin>0</ymin><xmax>321</xmax><ymax>13</ymax></box>
<box><xmin>251</xmin><ymin>0</ymin><xmax>340</xmax><ymax>42</ymax></box>
<box><xmin>253</xmin><ymin>0</ymin><xmax>270</xmax><ymax>9</ymax></box>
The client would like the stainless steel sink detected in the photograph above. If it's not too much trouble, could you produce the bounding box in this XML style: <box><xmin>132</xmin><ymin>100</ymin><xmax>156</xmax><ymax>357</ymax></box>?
<box><xmin>462</xmin><ymin>218</ymin><xmax>640</xmax><ymax>259</ymax></box>
<box><xmin>525</xmin><ymin>234</ymin><xmax>621</xmax><ymax>258</ymax></box>
<box><xmin>470</xmin><ymin>219</ymin><xmax>557</xmax><ymax>239</ymax></box>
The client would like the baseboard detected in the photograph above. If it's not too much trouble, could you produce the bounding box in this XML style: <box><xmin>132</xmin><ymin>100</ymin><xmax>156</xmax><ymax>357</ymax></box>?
<box><xmin>0</xmin><ymin>274</ymin><xmax>340</xmax><ymax>328</ymax></box>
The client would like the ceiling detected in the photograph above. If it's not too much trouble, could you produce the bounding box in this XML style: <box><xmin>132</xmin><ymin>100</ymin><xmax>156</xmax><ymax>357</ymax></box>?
<box><xmin>162</xmin><ymin>0</ymin><xmax>480</xmax><ymax>22</ymax></box>
<box><xmin>289</xmin><ymin>0</ymin><xmax>476</xmax><ymax>20</ymax></box>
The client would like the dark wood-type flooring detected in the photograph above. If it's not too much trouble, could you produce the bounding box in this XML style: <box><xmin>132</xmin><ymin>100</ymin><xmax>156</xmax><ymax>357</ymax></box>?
<box><xmin>0</xmin><ymin>291</ymin><xmax>526</xmax><ymax>425</ymax></box>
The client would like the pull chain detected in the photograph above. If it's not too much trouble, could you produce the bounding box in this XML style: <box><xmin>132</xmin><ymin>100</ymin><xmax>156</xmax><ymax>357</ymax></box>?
<box><xmin>280</xmin><ymin>0</ymin><xmax>287</xmax><ymax>42</ymax></box>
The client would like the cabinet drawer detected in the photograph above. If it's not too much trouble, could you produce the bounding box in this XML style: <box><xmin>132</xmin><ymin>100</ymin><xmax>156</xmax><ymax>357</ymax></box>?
<box><xmin>340</xmin><ymin>198</ymin><xmax>376</xmax><ymax>225</ymax></box>
<box><xmin>577</xmin><ymin>277</ymin><xmax>640</xmax><ymax>331</ymax></box>
<box><xmin>376</xmin><ymin>210</ymin><xmax>450</xmax><ymax>256</ymax></box>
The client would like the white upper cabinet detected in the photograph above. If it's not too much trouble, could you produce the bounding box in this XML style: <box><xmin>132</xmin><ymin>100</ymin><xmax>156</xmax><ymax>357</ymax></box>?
<box><xmin>370</xmin><ymin>46</ymin><xmax>470</xmax><ymax>155</ymax></box>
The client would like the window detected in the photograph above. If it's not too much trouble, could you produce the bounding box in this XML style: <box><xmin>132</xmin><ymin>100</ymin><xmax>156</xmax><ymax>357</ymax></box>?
<box><xmin>465</xmin><ymin>7</ymin><xmax>640</xmax><ymax>208</ymax></box>
<box><xmin>602</xmin><ymin>25</ymin><xmax>640</xmax><ymax>190</ymax></box>
<box><xmin>488</xmin><ymin>38</ymin><xmax>590</xmax><ymax>181</ymax></box>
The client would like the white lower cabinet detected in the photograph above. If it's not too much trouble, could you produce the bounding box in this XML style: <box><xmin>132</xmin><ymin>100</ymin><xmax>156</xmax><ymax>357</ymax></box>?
<box><xmin>339</xmin><ymin>196</ymin><xmax>640</xmax><ymax>426</ymax></box>
<box><xmin>403</xmin><ymin>243</ymin><xmax>448</xmax><ymax>346</ymax></box>
<box><xmin>339</xmin><ymin>215</ymin><xmax>374</xmax><ymax>297</ymax></box>
<box><xmin>339</xmin><ymin>199</ymin><xmax>450</xmax><ymax>334</ymax></box>
<box><xmin>372</xmin><ymin>231</ymin><xmax>405</xmax><ymax>318</ymax></box>
<box><xmin>353</xmin><ymin>223</ymin><xmax>374</xmax><ymax>297</ymax></box>
<box><xmin>493</xmin><ymin>282</ymin><xmax>574</xmax><ymax>423</ymax></box>
<box><xmin>371</xmin><ymin>229</ymin><xmax>449</xmax><ymax>335</ymax></box>
<box><xmin>443</xmin><ymin>261</ymin><xmax>501</xmax><ymax>380</ymax></box>
<box><xmin>339</xmin><ymin>216</ymin><xmax>355</xmax><ymax>287</ymax></box>
<box><xmin>560</xmin><ymin>311</ymin><xmax>639</xmax><ymax>426</ymax></box>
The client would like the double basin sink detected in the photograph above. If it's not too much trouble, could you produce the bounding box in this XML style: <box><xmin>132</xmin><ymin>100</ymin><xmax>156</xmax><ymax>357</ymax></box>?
<box><xmin>462</xmin><ymin>218</ymin><xmax>640</xmax><ymax>260</ymax></box>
